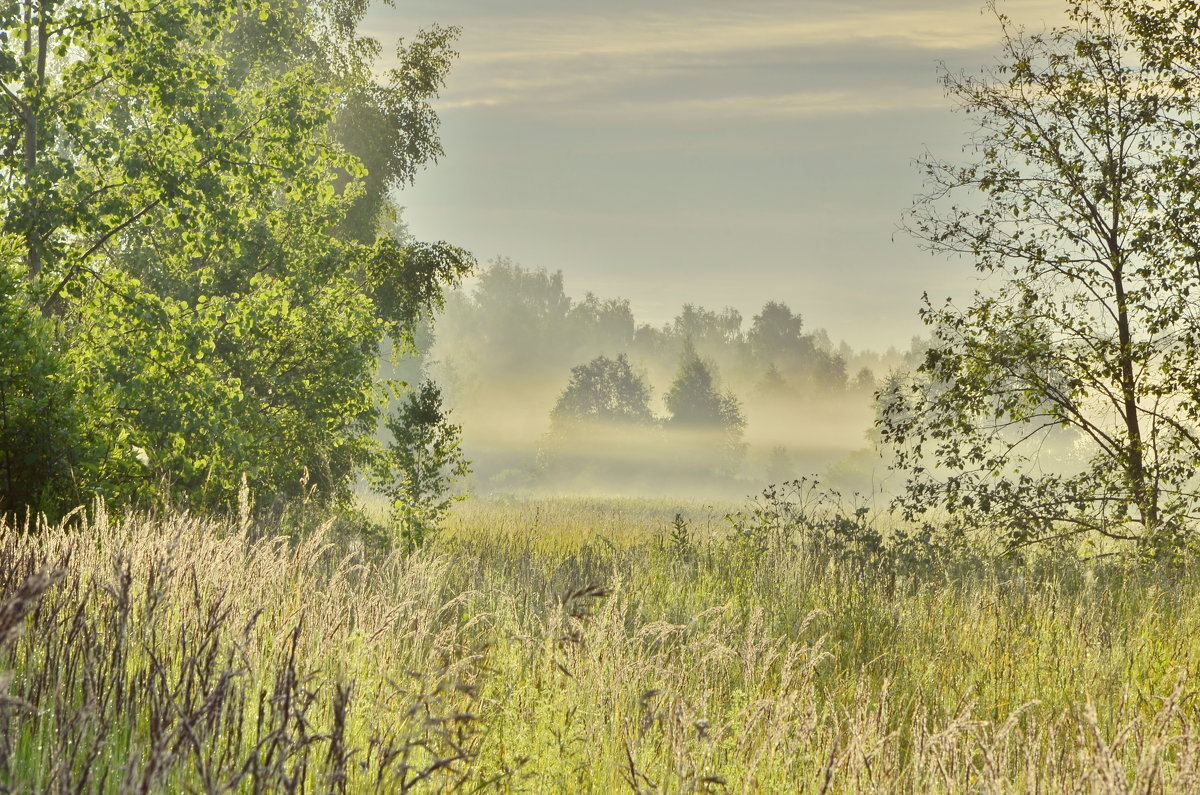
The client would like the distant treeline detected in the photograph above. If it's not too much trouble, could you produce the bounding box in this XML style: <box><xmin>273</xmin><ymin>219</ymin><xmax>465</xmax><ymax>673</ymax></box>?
<box><xmin>393</xmin><ymin>260</ymin><xmax>924</xmax><ymax>493</ymax></box>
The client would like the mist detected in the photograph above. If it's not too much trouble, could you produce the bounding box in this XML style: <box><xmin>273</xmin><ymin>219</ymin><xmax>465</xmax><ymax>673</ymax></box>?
<box><xmin>385</xmin><ymin>259</ymin><xmax>925</xmax><ymax>501</ymax></box>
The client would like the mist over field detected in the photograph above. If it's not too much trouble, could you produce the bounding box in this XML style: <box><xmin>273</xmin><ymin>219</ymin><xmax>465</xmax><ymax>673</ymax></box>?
<box><xmin>382</xmin><ymin>260</ymin><xmax>923</xmax><ymax>500</ymax></box>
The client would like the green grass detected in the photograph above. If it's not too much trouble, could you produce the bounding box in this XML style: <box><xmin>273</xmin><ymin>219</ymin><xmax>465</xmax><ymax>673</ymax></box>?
<box><xmin>1</xmin><ymin>496</ymin><xmax>1199</xmax><ymax>791</ymax></box>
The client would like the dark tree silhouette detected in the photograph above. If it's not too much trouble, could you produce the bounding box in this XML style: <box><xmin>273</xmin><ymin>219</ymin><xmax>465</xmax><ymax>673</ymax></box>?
<box><xmin>551</xmin><ymin>354</ymin><xmax>654</xmax><ymax>426</ymax></box>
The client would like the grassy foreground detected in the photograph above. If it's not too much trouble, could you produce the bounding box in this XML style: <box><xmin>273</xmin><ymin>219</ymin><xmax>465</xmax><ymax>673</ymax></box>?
<box><xmin>1</xmin><ymin>497</ymin><xmax>1200</xmax><ymax>792</ymax></box>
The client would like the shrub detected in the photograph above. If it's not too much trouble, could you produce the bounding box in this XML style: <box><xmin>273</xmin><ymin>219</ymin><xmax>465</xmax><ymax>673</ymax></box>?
<box><xmin>0</xmin><ymin>249</ymin><xmax>81</xmax><ymax>517</ymax></box>
<box><xmin>373</xmin><ymin>380</ymin><xmax>470</xmax><ymax>548</ymax></box>
<box><xmin>728</xmin><ymin>477</ymin><xmax>973</xmax><ymax>576</ymax></box>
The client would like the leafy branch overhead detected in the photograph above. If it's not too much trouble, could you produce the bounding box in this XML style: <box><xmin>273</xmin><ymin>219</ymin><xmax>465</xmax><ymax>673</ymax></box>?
<box><xmin>0</xmin><ymin>0</ymin><xmax>474</xmax><ymax>516</ymax></box>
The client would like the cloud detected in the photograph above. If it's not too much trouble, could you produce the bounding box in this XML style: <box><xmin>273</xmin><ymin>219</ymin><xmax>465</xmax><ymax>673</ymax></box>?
<box><xmin>457</xmin><ymin>1</ymin><xmax>1054</xmax><ymax>64</ymax></box>
<box><xmin>567</xmin><ymin>87</ymin><xmax>950</xmax><ymax>122</ymax></box>
<box><xmin>377</xmin><ymin>0</ymin><xmax>1066</xmax><ymax>120</ymax></box>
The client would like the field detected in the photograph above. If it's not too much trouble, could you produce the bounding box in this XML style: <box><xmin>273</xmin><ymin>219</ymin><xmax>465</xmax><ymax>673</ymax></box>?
<box><xmin>2</xmin><ymin>495</ymin><xmax>1200</xmax><ymax>792</ymax></box>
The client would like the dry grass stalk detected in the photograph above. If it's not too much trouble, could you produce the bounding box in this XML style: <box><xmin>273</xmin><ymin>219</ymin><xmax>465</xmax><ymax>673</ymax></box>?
<box><xmin>0</xmin><ymin>498</ymin><xmax>1197</xmax><ymax>791</ymax></box>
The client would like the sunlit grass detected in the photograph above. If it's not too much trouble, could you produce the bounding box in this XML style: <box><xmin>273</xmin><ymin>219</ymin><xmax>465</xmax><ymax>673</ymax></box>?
<box><xmin>1</xmin><ymin>497</ymin><xmax>1199</xmax><ymax>791</ymax></box>
<box><xmin>444</xmin><ymin>494</ymin><xmax>738</xmax><ymax>549</ymax></box>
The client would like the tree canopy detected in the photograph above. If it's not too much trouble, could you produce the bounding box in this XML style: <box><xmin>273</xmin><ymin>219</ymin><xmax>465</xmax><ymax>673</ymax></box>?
<box><xmin>551</xmin><ymin>354</ymin><xmax>654</xmax><ymax>427</ymax></box>
<box><xmin>0</xmin><ymin>0</ymin><xmax>472</xmax><ymax>517</ymax></box>
<box><xmin>664</xmin><ymin>340</ymin><xmax>746</xmax><ymax>474</ymax></box>
<box><xmin>881</xmin><ymin>0</ymin><xmax>1200</xmax><ymax>551</ymax></box>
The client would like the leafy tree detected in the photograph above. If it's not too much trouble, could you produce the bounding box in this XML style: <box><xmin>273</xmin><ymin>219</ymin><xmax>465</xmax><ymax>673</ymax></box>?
<box><xmin>747</xmin><ymin>301</ymin><xmax>846</xmax><ymax>393</ymax></box>
<box><xmin>881</xmin><ymin>0</ymin><xmax>1200</xmax><ymax>550</ymax></box>
<box><xmin>755</xmin><ymin>362</ymin><xmax>790</xmax><ymax>398</ymax></box>
<box><xmin>748</xmin><ymin>302</ymin><xmax>805</xmax><ymax>361</ymax></box>
<box><xmin>430</xmin><ymin>261</ymin><xmax>647</xmax><ymax>421</ymax></box>
<box><xmin>438</xmin><ymin>260</ymin><xmax>573</xmax><ymax>382</ymax></box>
<box><xmin>665</xmin><ymin>340</ymin><xmax>745</xmax><ymax>474</ymax></box>
<box><xmin>850</xmin><ymin>367</ymin><xmax>876</xmax><ymax>394</ymax></box>
<box><xmin>0</xmin><ymin>0</ymin><xmax>472</xmax><ymax>513</ymax></box>
<box><xmin>539</xmin><ymin>354</ymin><xmax>657</xmax><ymax>482</ymax></box>
<box><xmin>473</xmin><ymin>260</ymin><xmax>572</xmax><ymax>343</ymax></box>
<box><xmin>373</xmin><ymin>380</ymin><xmax>470</xmax><ymax>548</ymax></box>
<box><xmin>567</xmin><ymin>293</ymin><xmax>636</xmax><ymax>353</ymax></box>
<box><xmin>551</xmin><ymin>354</ymin><xmax>654</xmax><ymax>426</ymax></box>
<box><xmin>672</xmin><ymin>304</ymin><xmax>744</xmax><ymax>351</ymax></box>
<box><xmin>666</xmin><ymin>341</ymin><xmax>743</xmax><ymax>430</ymax></box>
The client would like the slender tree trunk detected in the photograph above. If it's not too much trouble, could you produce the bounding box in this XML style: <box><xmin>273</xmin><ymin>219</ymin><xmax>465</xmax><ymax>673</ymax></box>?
<box><xmin>1112</xmin><ymin>266</ymin><xmax>1157</xmax><ymax>532</ymax></box>
<box><xmin>1105</xmin><ymin>117</ymin><xmax>1158</xmax><ymax>536</ymax></box>
<box><xmin>21</xmin><ymin>0</ymin><xmax>47</xmax><ymax>279</ymax></box>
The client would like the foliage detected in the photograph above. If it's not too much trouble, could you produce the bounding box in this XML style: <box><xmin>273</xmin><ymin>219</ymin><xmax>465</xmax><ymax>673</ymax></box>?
<box><xmin>665</xmin><ymin>341</ymin><xmax>745</xmax><ymax>431</ymax></box>
<box><xmin>0</xmin><ymin>0</ymin><xmax>473</xmax><ymax>515</ymax></box>
<box><xmin>662</xmin><ymin>340</ymin><xmax>746</xmax><ymax>477</ymax></box>
<box><xmin>374</xmin><ymin>380</ymin><xmax>470</xmax><ymax>548</ymax></box>
<box><xmin>434</xmin><ymin>259</ymin><xmax>636</xmax><ymax>392</ymax></box>
<box><xmin>0</xmin><ymin>241</ymin><xmax>80</xmax><ymax>517</ymax></box>
<box><xmin>539</xmin><ymin>354</ymin><xmax>660</xmax><ymax>485</ymax></box>
<box><xmin>672</xmin><ymin>303</ymin><xmax>743</xmax><ymax>349</ymax></box>
<box><xmin>425</xmin><ymin>260</ymin><xmax>885</xmax><ymax>490</ymax></box>
<box><xmin>748</xmin><ymin>301</ymin><xmax>846</xmax><ymax>392</ymax></box>
<box><xmin>551</xmin><ymin>354</ymin><xmax>655</xmax><ymax>426</ymax></box>
<box><xmin>747</xmin><ymin>301</ymin><xmax>804</xmax><ymax>357</ymax></box>
<box><xmin>882</xmin><ymin>0</ymin><xmax>1200</xmax><ymax>552</ymax></box>
<box><xmin>728</xmin><ymin>477</ymin><xmax>970</xmax><ymax>576</ymax></box>
<box><xmin>431</xmin><ymin>261</ymin><xmax>860</xmax><ymax>412</ymax></box>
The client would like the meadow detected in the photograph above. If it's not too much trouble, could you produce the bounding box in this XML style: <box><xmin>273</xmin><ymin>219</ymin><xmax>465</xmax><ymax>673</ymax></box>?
<box><xmin>2</xmin><ymin>493</ymin><xmax>1199</xmax><ymax>793</ymax></box>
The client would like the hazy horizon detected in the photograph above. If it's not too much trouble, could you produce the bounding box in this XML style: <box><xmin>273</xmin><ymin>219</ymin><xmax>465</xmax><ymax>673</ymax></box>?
<box><xmin>365</xmin><ymin>0</ymin><xmax>1067</xmax><ymax>350</ymax></box>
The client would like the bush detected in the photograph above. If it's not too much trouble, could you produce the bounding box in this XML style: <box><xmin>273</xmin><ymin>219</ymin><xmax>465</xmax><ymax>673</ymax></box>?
<box><xmin>0</xmin><ymin>250</ymin><xmax>81</xmax><ymax>518</ymax></box>
<box><xmin>372</xmin><ymin>380</ymin><xmax>470</xmax><ymax>548</ymax></box>
<box><xmin>728</xmin><ymin>477</ymin><xmax>973</xmax><ymax>576</ymax></box>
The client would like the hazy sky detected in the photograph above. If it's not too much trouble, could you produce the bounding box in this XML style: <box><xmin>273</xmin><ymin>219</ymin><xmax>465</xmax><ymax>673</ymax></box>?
<box><xmin>365</xmin><ymin>0</ymin><xmax>1066</xmax><ymax>350</ymax></box>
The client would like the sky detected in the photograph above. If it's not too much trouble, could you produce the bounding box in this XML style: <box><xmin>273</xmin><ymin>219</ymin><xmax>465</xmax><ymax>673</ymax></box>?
<box><xmin>364</xmin><ymin>0</ymin><xmax>1067</xmax><ymax>351</ymax></box>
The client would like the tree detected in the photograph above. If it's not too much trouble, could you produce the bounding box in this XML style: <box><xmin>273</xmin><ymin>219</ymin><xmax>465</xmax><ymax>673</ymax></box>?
<box><xmin>551</xmin><ymin>354</ymin><xmax>654</xmax><ymax>426</ymax></box>
<box><xmin>666</xmin><ymin>342</ymin><xmax>742</xmax><ymax>429</ymax></box>
<box><xmin>850</xmin><ymin>367</ymin><xmax>876</xmax><ymax>394</ymax></box>
<box><xmin>429</xmin><ymin>261</ymin><xmax>647</xmax><ymax>432</ymax></box>
<box><xmin>436</xmin><ymin>260</ymin><xmax>574</xmax><ymax>383</ymax></box>
<box><xmin>755</xmin><ymin>362</ymin><xmax>790</xmax><ymax>398</ymax></box>
<box><xmin>539</xmin><ymin>354</ymin><xmax>657</xmax><ymax>482</ymax></box>
<box><xmin>665</xmin><ymin>340</ymin><xmax>745</xmax><ymax>474</ymax></box>
<box><xmin>748</xmin><ymin>302</ymin><xmax>805</xmax><ymax>362</ymax></box>
<box><xmin>567</xmin><ymin>294</ymin><xmax>636</xmax><ymax>353</ymax></box>
<box><xmin>0</xmin><ymin>0</ymin><xmax>472</xmax><ymax>513</ymax></box>
<box><xmin>672</xmin><ymin>304</ymin><xmax>743</xmax><ymax>348</ymax></box>
<box><xmin>747</xmin><ymin>301</ymin><xmax>847</xmax><ymax>393</ymax></box>
<box><xmin>374</xmin><ymin>380</ymin><xmax>470</xmax><ymax>548</ymax></box>
<box><xmin>881</xmin><ymin>0</ymin><xmax>1200</xmax><ymax>550</ymax></box>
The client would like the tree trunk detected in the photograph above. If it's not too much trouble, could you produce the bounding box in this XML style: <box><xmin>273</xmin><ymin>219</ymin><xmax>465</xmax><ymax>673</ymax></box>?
<box><xmin>21</xmin><ymin>0</ymin><xmax>47</xmax><ymax>279</ymax></box>
<box><xmin>1112</xmin><ymin>266</ymin><xmax>1157</xmax><ymax>532</ymax></box>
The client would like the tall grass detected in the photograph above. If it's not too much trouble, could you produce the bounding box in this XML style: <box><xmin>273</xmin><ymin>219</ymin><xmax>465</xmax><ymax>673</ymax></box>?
<box><xmin>1</xmin><ymin>496</ymin><xmax>1199</xmax><ymax>791</ymax></box>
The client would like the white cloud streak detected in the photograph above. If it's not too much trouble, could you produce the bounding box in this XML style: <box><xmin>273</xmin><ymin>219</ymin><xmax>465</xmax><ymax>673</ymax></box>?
<box><xmin>380</xmin><ymin>0</ymin><xmax>1067</xmax><ymax>119</ymax></box>
<box><xmin>564</xmin><ymin>87</ymin><xmax>950</xmax><ymax>122</ymax></box>
<box><xmin>458</xmin><ymin>0</ymin><xmax>1057</xmax><ymax>63</ymax></box>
